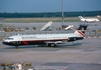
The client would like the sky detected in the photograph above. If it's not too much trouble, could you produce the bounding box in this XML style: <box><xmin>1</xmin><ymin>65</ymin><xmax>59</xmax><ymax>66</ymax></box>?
<box><xmin>0</xmin><ymin>0</ymin><xmax>101</xmax><ymax>13</ymax></box>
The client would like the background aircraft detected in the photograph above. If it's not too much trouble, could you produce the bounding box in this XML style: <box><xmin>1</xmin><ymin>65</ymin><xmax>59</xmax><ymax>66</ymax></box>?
<box><xmin>79</xmin><ymin>16</ymin><xmax>99</xmax><ymax>23</ymax></box>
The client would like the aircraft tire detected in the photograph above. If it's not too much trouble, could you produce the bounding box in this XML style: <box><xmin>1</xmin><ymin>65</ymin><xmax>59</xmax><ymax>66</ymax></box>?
<box><xmin>47</xmin><ymin>44</ymin><xmax>51</xmax><ymax>47</ymax></box>
<box><xmin>15</xmin><ymin>45</ymin><xmax>19</xmax><ymax>49</ymax></box>
<box><xmin>15</xmin><ymin>42</ymin><xmax>19</xmax><ymax>49</ymax></box>
<box><xmin>54</xmin><ymin>44</ymin><xmax>57</xmax><ymax>47</ymax></box>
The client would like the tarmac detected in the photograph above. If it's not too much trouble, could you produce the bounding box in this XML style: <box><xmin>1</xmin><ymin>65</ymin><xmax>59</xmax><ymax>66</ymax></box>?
<box><xmin>0</xmin><ymin>22</ymin><xmax>101</xmax><ymax>70</ymax></box>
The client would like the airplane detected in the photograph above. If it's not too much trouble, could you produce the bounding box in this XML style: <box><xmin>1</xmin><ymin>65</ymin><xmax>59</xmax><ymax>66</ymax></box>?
<box><xmin>2</xmin><ymin>25</ymin><xmax>88</xmax><ymax>49</ymax></box>
<box><xmin>79</xmin><ymin>16</ymin><xmax>99</xmax><ymax>23</ymax></box>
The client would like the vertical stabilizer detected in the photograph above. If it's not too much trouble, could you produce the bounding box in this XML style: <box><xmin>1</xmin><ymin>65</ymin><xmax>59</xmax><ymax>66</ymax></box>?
<box><xmin>78</xmin><ymin>25</ymin><xmax>87</xmax><ymax>33</ymax></box>
<box><xmin>74</xmin><ymin>25</ymin><xmax>88</xmax><ymax>37</ymax></box>
<box><xmin>74</xmin><ymin>30</ymin><xmax>84</xmax><ymax>37</ymax></box>
<box><xmin>79</xmin><ymin>16</ymin><xmax>84</xmax><ymax>20</ymax></box>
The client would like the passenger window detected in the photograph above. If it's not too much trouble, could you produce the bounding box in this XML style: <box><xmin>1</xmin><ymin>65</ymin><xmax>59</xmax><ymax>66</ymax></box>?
<box><xmin>7</xmin><ymin>38</ymin><xmax>14</xmax><ymax>40</ymax></box>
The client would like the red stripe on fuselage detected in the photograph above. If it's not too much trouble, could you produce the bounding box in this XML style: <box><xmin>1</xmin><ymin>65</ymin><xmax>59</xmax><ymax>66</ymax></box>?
<box><xmin>23</xmin><ymin>41</ymin><xmax>28</xmax><ymax>45</ymax></box>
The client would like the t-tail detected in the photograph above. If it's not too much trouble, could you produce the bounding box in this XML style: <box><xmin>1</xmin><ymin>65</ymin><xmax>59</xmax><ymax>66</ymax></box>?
<box><xmin>79</xmin><ymin>16</ymin><xmax>84</xmax><ymax>20</ymax></box>
<box><xmin>74</xmin><ymin>25</ymin><xmax>88</xmax><ymax>37</ymax></box>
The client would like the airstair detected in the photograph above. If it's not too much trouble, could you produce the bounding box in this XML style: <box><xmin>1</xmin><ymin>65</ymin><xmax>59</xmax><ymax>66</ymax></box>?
<box><xmin>40</xmin><ymin>21</ymin><xmax>53</xmax><ymax>31</ymax></box>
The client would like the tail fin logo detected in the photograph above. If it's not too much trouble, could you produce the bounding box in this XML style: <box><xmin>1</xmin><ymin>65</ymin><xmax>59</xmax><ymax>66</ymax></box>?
<box><xmin>77</xmin><ymin>30</ymin><xmax>84</xmax><ymax>37</ymax></box>
<box><xmin>74</xmin><ymin>24</ymin><xmax>88</xmax><ymax>37</ymax></box>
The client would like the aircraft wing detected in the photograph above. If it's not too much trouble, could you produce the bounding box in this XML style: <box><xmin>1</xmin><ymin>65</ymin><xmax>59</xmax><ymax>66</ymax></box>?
<box><xmin>44</xmin><ymin>41</ymin><xmax>63</xmax><ymax>44</ymax></box>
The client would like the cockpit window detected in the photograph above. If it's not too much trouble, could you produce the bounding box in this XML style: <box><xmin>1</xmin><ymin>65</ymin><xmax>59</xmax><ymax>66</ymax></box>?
<box><xmin>7</xmin><ymin>38</ymin><xmax>14</xmax><ymax>40</ymax></box>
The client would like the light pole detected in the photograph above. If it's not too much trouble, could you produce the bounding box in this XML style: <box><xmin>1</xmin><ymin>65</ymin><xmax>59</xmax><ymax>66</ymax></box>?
<box><xmin>62</xmin><ymin>0</ymin><xmax>64</xmax><ymax>27</ymax></box>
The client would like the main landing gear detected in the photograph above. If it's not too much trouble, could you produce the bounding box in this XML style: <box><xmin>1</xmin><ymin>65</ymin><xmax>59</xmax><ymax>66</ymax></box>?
<box><xmin>54</xmin><ymin>44</ymin><xmax>58</xmax><ymax>47</ymax></box>
<box><xmin>47</xmin><ymin>43</ymin><xmax>58</xmax><ymax>47</ymax></box>
<box><xmin>15</xmin><ymin>45</ymin><xmax>19</xmax><ymax>49</ymax></box>
<box><xmin>13</xmin><ymin>41</ymin><xmax>20</xmax><ymax>49</ymax></box>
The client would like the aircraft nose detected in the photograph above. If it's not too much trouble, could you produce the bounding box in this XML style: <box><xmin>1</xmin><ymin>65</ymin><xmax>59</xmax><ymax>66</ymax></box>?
<box><xmin>2</xmin><ymin>41</ymin><xmax>13</xmax><ymax>46</ymax></box>
<box><xmin>2</xmin><ymin>41</ymin><xmax>9</xmax><ymax>45</ymax></box>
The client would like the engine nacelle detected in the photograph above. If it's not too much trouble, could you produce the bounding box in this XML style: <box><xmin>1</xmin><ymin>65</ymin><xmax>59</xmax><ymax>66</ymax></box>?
<box><xmin>68</xmin><ymin>37</ymin><xmax>84</xmax><ymax>42</ymax></box>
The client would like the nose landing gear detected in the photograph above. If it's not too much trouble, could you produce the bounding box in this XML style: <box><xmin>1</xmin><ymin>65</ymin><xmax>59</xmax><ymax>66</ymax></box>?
<box><xmin>13</xmin><ymin>41</ymin><xmax>21</xmax><ymax>49</ymax></box>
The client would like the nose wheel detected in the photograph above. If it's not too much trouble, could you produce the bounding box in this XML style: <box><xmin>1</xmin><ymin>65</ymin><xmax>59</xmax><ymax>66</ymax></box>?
<box><xmin>13</xmin><ymin>42</ymin><xmax>19</xmax><ymax>49</ymax></box>
<box><xmin>54</xmin><ymin>44</ymin><xmax>57</xmax><ymax>47</ymax></box>
<box><xmin>47</xmin><ymin>43</ymin><xmax>58</xmax><ymax>47</ymax></box>
<box><xmin>15</xmin><ymin>45</ymin><xmax>19</xmax><ymax>49</ymax></box>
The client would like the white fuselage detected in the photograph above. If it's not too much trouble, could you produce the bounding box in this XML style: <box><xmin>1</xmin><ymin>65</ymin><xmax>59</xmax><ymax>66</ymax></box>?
<box><xmin>81</xmin><ymin>18</ymin><xmax>99</xmax><ymax>22</ymax></box>
<box><xmin>3</xmin><ymin>33</ymin><xmax>80</xmax><ymax>42</ymax></box>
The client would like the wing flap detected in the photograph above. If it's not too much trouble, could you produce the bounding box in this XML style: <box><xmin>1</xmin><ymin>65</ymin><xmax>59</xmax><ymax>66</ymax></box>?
<box><xmin>44</xmin><ymin>41</ymin><xmax>63</xmax><ymax>44</ymax></box>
